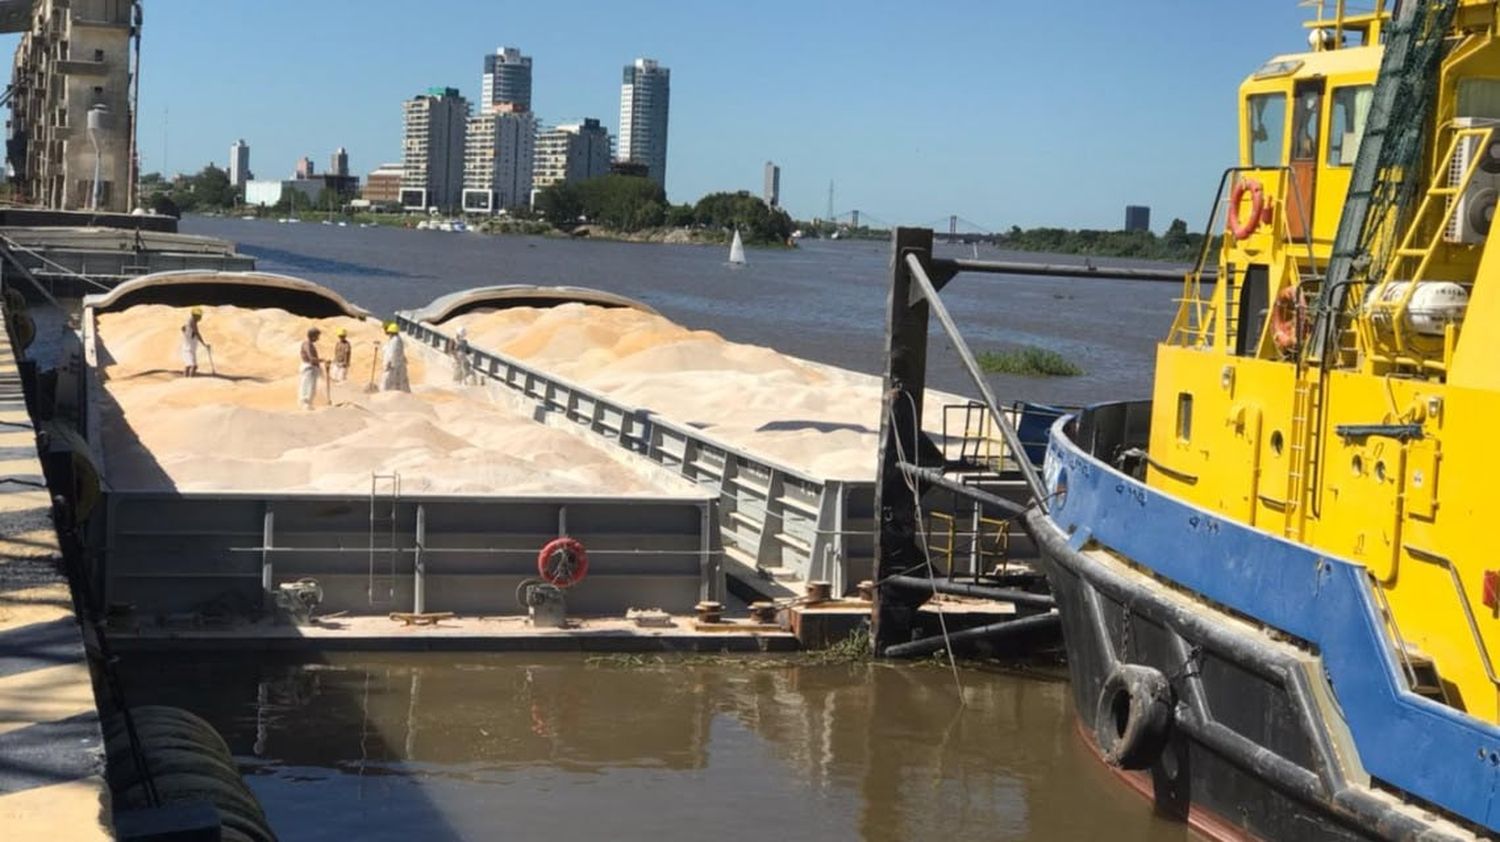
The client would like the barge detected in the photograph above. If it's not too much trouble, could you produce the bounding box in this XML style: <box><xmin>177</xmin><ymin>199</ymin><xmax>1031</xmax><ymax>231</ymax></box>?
<box><xmin>49</xmin><ymin>271</ymin><xmax>724</xmax><ymax>641</ymax></box>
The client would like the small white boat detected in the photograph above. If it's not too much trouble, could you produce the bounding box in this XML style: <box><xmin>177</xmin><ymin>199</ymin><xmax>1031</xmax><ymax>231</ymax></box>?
<box><xmin>728</xmin><ymin>229</ymin><xmax>746</xmax><ymax>267</ymax></box>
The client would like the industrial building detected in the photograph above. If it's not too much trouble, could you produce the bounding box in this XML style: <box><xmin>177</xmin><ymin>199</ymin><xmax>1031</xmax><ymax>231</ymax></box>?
<box><xmin>400</xmin><ymin>87</ymin><xmax>470</xmax><ymax>212</ymax></box>
<box><xmin>618</xmin><ymin>58</ymin><xmax>670</xmax><ymax>189</ymax></box>
<box><xmin>245</xmin><ymin>178</ymin><xmax>320</xmax><ymax>208</ymax></box>
<box><xmin>362</xmin><ymin>162</ymin><xmax>403</xmax><ymax>207</ymax></box>
<box><xmin>532</xmin><ymin>118</ymin><xmax>611</xmax><ymax>193</ymax></box>
<box><xmin>6</xmin><ymin>0</ymin><xmax>139</xmax><ymax>212</ymax></box>
<box><xmin>463</xmin><ymin>110</ymin><xmax>536</xmax><ymax>213</ymax></box>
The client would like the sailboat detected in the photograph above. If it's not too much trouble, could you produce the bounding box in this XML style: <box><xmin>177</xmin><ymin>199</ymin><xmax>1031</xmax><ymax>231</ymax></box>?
<box><xmin>727</xmin><ymin>229</ymin><xmax>746</xmax><ymax>267</ymax></box>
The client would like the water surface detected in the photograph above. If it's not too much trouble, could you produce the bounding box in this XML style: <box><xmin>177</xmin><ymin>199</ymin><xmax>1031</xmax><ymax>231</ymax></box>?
<box><xmin>118</xmin><ymin>653</ymin><xmax>1193</xmax><ymax>842</ymax></box>
<box><xmin>182</xmin><ymin>218</ymin><xmax>1179</xmax><ymax>406</ymax></box>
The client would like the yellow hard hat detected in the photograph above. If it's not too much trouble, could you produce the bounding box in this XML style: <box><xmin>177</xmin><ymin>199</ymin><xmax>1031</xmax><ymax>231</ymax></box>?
<box><xmin>191</xmin><ymin>306</ymin><xmax>203</xmax><ymax>316</ymax></box>
<box><xmin>336</xmin><ymin>327</ymin><xmax>347</xmax><ymax>337</ymax></box>
<box><xmin>385</xmin><ymin>322</ymin><xmax>399</xmax><ymax>335</ymax></box>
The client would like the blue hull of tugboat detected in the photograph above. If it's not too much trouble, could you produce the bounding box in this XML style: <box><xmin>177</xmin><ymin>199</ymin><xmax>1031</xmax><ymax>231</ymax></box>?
<box><xmin>1028</xmin><ymin>401</ymin><xmax>1499</xmax><ymax>841</ymax></box>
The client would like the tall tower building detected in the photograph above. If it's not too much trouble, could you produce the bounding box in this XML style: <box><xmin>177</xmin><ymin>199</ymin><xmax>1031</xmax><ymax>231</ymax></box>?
<box><xmin>481</xmin><ymin>47</ymin><xmax>533</xmax><ymax>113</ymax></box>
<box><xmin>618</xmin><ymin>58</ymin><xmax>670</xmax><ymax>190</ymax></box>
<box><xmin>400</xmin><ymin>87</ymin><xmax>471</xmax><ymax>211</ymax></box>
<box><xmin>229</xmin><ymin>140</ymin><xmax>250</xmax><ymax>188</ymax></box>
<box><xmin>295</xmin><ymin>156</ymin><xmax>315</xmax><ymax>179</ymax></box>
<box><xmin>462</xmin><ymin>110</ymin><xmax>536</xmax><ymax>213</ymax></box>
<box><xmin>330</xmin><ymin>146</ymin><xmax>349</xmax><ymax>178</ymax></box>
<box><xmin>763</xmin><ymin>161</ymin><xmax>780</xmax><ymax>208</ymax></box>
<box><xmin>533</xmin><ymin>119</ymin><xmax>613</xmax><ymax>193</ymax></box>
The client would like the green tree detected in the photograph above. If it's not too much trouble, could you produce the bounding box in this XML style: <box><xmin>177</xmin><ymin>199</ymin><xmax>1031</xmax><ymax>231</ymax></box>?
<box><xmin>189</xmin><ymin>165</ymin><xmax>234</xmax><ymax>209</ymax></box>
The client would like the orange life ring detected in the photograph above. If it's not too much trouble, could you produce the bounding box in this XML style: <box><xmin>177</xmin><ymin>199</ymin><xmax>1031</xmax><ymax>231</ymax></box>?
<box><xmin>1228</xmin><ymin>178</ymin><xmax>1265</xmax><ymax>241</ymax></box>
<box><xmin>537</xmin><ymin>536</ymin><xmax>589</xmax><ymax>588</ymax></box>
<box><xmin>1270</xmin><ymin>284</ymin><xmax>1305</xmax><ymax>354</ymax></box>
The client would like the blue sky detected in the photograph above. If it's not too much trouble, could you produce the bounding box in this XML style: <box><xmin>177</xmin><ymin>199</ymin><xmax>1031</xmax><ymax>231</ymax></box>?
<box><xmin>9</xmin><ymin>1</ymin><xmax>1316</xmax><ymax>229</ymax></box>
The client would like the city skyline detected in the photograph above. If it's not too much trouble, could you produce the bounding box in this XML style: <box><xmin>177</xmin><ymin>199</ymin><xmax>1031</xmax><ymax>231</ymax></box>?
<box><xmin>0</xmin><ymin>1</ymin><xmax>1317</xmax><ymax>229</ymax></box>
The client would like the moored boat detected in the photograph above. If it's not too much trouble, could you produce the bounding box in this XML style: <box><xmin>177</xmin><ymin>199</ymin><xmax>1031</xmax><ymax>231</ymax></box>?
<box><xmin>1028</xmin><ymin>1</ymin><xmax>1500</xmax><ymax>839</ymax></box>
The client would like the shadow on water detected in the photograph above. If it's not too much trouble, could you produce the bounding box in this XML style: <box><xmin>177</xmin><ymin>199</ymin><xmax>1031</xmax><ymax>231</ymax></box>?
<box><xmin>114</xmin><ymin>653</ymin><xmax>1192</xmax><ymax>842</ymax></box>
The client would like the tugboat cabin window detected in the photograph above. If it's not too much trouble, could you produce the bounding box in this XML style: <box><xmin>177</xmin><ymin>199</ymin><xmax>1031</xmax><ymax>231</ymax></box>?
<box><xmin>1327</xmin><ymin>86</ymin><xmax>1373</xmax><ymax>166</ymax></box>
<box><xmin>1456</xmin><ymin>78</ymin><xmax>1500</xmax><ymax>120</ymax></box>
<box><xmin>1176</xmin><ymin>392</ymin><xmax>1193</xmax><ymax>442</ymax></box>
<box><xmin>1248</xmin><ymin>94</ymin><xmax>1287</xmax><ymax>167</ymax></box>
<box><xmin>1291</xmin><ymin>87</ymin><xmax>1321</xmax><ymax>162</ymax></box>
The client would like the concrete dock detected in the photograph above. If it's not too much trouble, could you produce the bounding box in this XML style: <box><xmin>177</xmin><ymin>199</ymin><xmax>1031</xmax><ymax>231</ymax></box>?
<box><xmin>0</xmin><ymin>300</ymin><xmax>110</xmax><ymax>839</ymax></box>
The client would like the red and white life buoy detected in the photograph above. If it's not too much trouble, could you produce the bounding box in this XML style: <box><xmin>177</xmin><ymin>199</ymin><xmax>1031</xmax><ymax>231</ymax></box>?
<box><xmin>537</xmin><ymin>537</ymin><xmax>589</xmax><ymax>588</ymax></box>
<box><xmin>1228</xmin><ymin>178</ymin><xmax>1266</xmax><ymax>241</ymax></box>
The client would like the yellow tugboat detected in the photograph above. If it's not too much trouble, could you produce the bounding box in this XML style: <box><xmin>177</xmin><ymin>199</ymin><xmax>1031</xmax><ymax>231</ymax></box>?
<box><xmin>1025</xmin><ymin>0</ymin><xmax>1500</xmax><ymax>838</ymax></box>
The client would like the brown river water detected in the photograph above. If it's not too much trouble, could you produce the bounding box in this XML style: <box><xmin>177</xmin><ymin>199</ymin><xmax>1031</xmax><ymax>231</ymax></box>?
<box><xmin>117</xmin><ymin>653</ymin><xmax>1194</xmax><ymax>841</ymax></box>
<box><xmin>101</xmin><ymin>220</ymin><xmax>1193</xmax><ymax>840</ymax></box>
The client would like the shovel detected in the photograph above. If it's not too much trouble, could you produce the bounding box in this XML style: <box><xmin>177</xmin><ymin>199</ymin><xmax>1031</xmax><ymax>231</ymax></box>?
<box><xmin>364</xmin><ymin>342</ymin><xmax>380</xmax><ymax>394</ymax></box>
<box><xmin>204</xmin><ymin>343</ymin><xmax>217</xmax><ymax>376</ymax></box>
<box><xmin>325</xmin><ymin>361</ymin><xmax>334</xmax><ymax>405</ymax></box>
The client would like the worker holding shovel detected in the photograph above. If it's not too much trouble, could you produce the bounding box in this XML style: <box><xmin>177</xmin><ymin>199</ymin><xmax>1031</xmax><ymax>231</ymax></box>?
<box><xmin>180</xmin><ymin>307</ymin><xmax>210</xmax><ymax>377</ymax></box>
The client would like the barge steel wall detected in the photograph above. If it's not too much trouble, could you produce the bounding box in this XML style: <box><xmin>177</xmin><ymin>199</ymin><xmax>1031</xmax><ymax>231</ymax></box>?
<box><xmin>398</xmin><ymin>289</ymin><xmax>879</xmax><ymax>600</ymax></box>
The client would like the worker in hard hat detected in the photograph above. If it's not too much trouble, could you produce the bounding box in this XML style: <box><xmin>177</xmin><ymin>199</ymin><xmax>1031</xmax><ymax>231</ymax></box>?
<box><xmin>380</xmin><ymin>322</ymin><xmax>410</xmax><ymax>392</ymax></box>
<box><xmin>180</xmin><ymin>307</ymin><xmax>210</xmax><ymax>377</ymax></box>
<box><xmin>298</xmin><ymin>327</ymin><xmax>325</xmax><ymax>410</ymax></box>
<box><xmin>331</xmin><ymin>327</ymin><xmax>352</xmax><ymax>383</ymax></box>
<box><xmin>450</xmin><ymin>326</ymin><xmax>474</xmax><ymax>385</ymax></box>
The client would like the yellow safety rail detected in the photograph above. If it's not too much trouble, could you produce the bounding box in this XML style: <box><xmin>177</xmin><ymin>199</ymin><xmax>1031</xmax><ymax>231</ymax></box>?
<box><xmin>1358</xmin><ymin>125</ymin><xmax>1490</xmax><ymax>373</ymax></box>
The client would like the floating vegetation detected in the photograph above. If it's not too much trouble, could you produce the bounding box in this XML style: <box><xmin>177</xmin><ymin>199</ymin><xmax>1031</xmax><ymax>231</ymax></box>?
<box><xmin>977</xmin><ymin>346</ymin><xmax>1084</xmax><ymax>377</ymax></box>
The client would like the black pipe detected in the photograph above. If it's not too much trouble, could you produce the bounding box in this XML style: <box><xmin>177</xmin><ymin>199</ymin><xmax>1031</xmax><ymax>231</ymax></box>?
<box><xmin>896</xmin><ymin>461</ymin><xmax>1028</xmax><ymax>516</ymax></box>
<box><xmin>940</xmin><ymin>257</ymin><xmax>1210</xmax><ymax>284</ymax></box>
<box><xmin>885</xmin><ymin>574</ymin><xmax>1055</xmax><ymax>609</ymax></box>
<box><xmin>883</xmin><ymin>611</ymin><xmax>1061</xmax><ymax>658</ymax></box>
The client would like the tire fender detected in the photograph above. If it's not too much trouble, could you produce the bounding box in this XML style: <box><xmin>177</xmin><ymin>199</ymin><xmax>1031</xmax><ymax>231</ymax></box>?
<box><xmin>1094</xmin><ymin>663</ymin><xmax>1175</xmax><ymax>770</ymax></box>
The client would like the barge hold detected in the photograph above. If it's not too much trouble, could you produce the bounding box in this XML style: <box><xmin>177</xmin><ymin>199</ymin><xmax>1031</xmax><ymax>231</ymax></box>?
<box><xmin>398</xmin><ymin>286</ymin><xmax>1036</xmax><ymax>603</ymax></box>
<box><xmin>53</xmin><ymin>271</ymin><xmax>726</xmax><ymax>643</ymax></box>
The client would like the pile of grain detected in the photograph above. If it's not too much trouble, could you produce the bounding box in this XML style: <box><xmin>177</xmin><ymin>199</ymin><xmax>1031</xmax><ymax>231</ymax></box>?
<box><xmin>447</xmin><ymin>304</ymin><xmax>964</xmax><ymax>480</ymax></box>
<box><xmin>94</xmin><ymin>304</ymin><xmax>666</xmax><ymax>494</ymax></box>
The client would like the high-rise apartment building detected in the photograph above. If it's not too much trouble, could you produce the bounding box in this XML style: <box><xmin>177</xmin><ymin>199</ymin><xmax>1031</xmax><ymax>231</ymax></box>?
<box><xmin>330</xmin><ymin>147</ymin><xmax>349</xmax><ymax>178</ymax></box>
<box><xmin>481</xmin><ymin>47</ymin><xmax>533</xmax><ymax>113</ymax></box>
<box><xmin>296</xmin><ymin>156</ymin><xmax>315</xmax><ymax>179</ymax></box>
<box><xmin>463</xmin><ymin>111</ymin><xmax>536</xmax><ymax>213</ymax></box>
<box><xmin>533</xmin><ymin>119</ymin><xmax>612</xmax><ymax>193</ymax></box>
<box><xmin>400</xmin><ymin>87</ymin><xmax>470</xmax><ymax>211</ymax></box>
<box><xmin>618</xmin><ymin>58</ymin><xmax>670</xmax><ymax>189</ymax></box>
<box><xmin>229</xmin><ymin>140</ymin><xmax>251</xmax><ymax>188</ymax></box>
<box><xmin>1125</xmin><ymin>205</ymin><xmax>1151</xmax><ymax>232</ymax></box>
<box><xmin>8</xmin><ymin>0</ymin><xmax>138</xmax><ymax>212</ymax></box>
<box><xmin>763</xmin><ymin>161</ymin><xmax>780</xmax><ymax>208</ymax></box>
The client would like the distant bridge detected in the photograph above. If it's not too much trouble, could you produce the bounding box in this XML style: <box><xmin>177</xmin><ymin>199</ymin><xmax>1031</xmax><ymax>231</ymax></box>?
<box><xmin>823</xmin><ymin>210</ymin><xmax>1000</xmax><ymax>244</ymax></box>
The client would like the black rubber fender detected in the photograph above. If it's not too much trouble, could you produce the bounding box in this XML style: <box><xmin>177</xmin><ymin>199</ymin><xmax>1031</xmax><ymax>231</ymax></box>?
<box><xmin>1094</xmin><ymin>663</ymin><xmax>1175</xmax><ymax>770</ymax></box>
<box><xmin>105</xmin><ymin>706</ymin><xmax>233</xmax><ymax>760</ymax></box>
<box><xmin>115</xmin><ymin>772</ymin><xmax>273</xmax><ymax>840</ymax></box>
<box><xmin>107</xmin><ymin>747</ymin><xmax>248</xmax><ymax>800</ymax></box>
